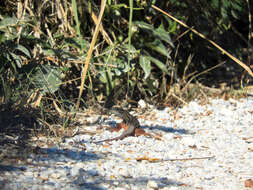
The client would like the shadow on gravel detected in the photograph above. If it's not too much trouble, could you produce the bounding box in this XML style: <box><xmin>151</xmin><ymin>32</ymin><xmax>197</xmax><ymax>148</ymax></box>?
<box><xmin>0</xmin><ymin>105</ymin><xmax>187</xmax><ymax>189</ymax></box>
<box><xmin>35</xmin><ymin>146</ymin><xmax>103</xmax><ymax>162</ymax></box>
<box><xmin>142</xmin><ymin>124</ymin><xmax>192</xmax><ymax>134</ymax></box>
<box><xmin>0</xmin><ymin>104</ymin><xmax>41</xmax><ymax>165</ymax></box>
<box><xmin>71</xmin><ymin>170</ymin><xmax>184</xmax><ymax>189</ymax></box>
<box><xmin>0</xmin><ymin>165</ymin><xmax>26</xmax><ymax>172</ymax></box>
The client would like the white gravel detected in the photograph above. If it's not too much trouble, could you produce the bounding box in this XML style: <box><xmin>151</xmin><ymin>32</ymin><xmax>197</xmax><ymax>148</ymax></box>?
<box><xmin>1</xmin><ymin>97</ymin><xmax>253</xmax><ymax>190</ymax></box>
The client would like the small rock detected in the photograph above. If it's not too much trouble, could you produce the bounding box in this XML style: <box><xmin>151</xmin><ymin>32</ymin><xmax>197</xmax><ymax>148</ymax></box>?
<box><xmin>181</xmin><ymin>136</ymin><xmax>196</xmax><ymax>147</ymax></box>
<box><xmin>138</xmin><ymin>99</ymin><xmax>147</xmax><ymax>108</ymax></box>
<box><xmin>39</xmin><ymin>173</ymin><xmax>49</xmax><ymax>181</ymax></box>
<box><xmin>70</xmin><ymin>167</ymin><xmax>81</xmax><ymax>176</ymax></box>
<box><xmin>24</xmin><ymin>171</ymin><xmax>33</xmax><ymax>176</ymax></box>
<box><xmin>166</xmin><ymin>187</ymin><xmax>179</xmax><ymax>190</ymax></box>
<box><xmin>248</xmin><ymin>144</ymin><xmax>253</xmax><ymax>151</ymax></box>
<box><xmin>118</xmin><ymin>167</ymin><xmax>130</xmax><ymax>178</ymax></box>
<box><xmin>86</xmin><ymin>115</ymin><xmax>101</xmax><ymax>125</ymax></box>
<box><xmin>160</xmin><ymin>187</ymin><xmax>170</xmax><ymax>190</ymax></box>
<box><xmin>51</xmin><ymin>172</ymin><xmax>61</xmax><ymax>179</ymax></box>
<box><xmin>114</xmin><ymin>187</ymin><xmax>127</xmax><ymax>190</ymax></box>
<box><xmin>147</xmin><ymin>180</ymin><xmax>158</xmax><ymax>190</ymax></box>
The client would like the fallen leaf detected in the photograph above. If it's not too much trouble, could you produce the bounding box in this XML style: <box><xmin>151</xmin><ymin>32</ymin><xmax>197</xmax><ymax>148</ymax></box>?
<box><xmin>136</xmin><ymin>156</ymin><xmax>161</xmax><ymax>162</ymax></box>
<box><xmin>110</xmin><ymin>175</ymin><xmax>115</xmax><ymax>179</ymax></box>
<box><xmin>178</xmin><ymin>183</ymin><xmax>189</xmax><ymax>187</ymax></box>
<box><xmin>189</xmin><ymin>145</ymin><xmax>197</xmax><ymax>149</ymax></box>
<box><xmin>205</xmin><ymin>110</ymin><xmax>213</xmax><ymax>116</ymax></box>
<box><xmin>102</xmin><ymin>144</ymin><xmax>111</xmax><ymax>148</ymax></box>
<box><xmin>173</xmin><ymin>135</ymin><xmax>182</xmax><ymax>139</ymax></box>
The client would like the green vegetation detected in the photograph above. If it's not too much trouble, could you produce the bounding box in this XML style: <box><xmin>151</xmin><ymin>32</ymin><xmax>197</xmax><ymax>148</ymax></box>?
<box><xmin>0</xmin><ymin>0</ymin><xmax>252</xmax><ymax>119</ymax></box>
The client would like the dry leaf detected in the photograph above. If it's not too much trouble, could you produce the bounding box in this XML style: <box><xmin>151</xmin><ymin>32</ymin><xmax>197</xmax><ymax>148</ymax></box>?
<box><xmin>205</xmin><ymin>110</ymin><xmax>213</xmax><ymax>116</ymax></box>
<box><xmin>102</xmin><ymin>144</ymin><xmax>111</xmax><ymax>148</ymax></box>
<box><xmin>136</xmin><ymin>156</ymin><xmax>161</xmax><ymax>162</ymax></box>
<box><xmin>110</xmin><ymin>175</ymin><xmax>115</xmax><ymax>179</ymax></box>
<box><xmin>173</xmin><ymin>135</ymin><xmax>182</xmax><ymax>139</ymax></box>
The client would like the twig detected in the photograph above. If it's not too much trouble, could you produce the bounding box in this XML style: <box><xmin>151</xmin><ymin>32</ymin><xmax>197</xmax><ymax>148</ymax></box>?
<box><xmin>37</xmin><ymin>118</ymin><xmax>58</xmax><ymax>137</ymax></box>
<box><xmin>182</xmin><ymin>61</ymin><xmax>225</xmax><ymax>93</ymax></box>
<box><xmin>171</xmin><ymin>93</ymin><xmax>188</xmax><ymax>105</ymax></box>
<box><xmin>164</xmin><ymin>156</ymin><xmax>215</xmax><ymax>162</ymax></box>
<box><xmin>84</xmin><ymin>1</ymin><xmax>113</xmax><ymax>45</ymax></box>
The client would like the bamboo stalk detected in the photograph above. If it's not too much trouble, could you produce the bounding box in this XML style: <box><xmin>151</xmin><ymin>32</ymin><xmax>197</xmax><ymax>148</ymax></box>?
<box><xmin>76</xmin><ymin>0</ymin><xmax>107</xmax><ymax>110</ymax></box>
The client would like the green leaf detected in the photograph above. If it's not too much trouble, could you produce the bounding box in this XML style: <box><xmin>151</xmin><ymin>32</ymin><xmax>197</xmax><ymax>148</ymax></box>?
<box><xmin>146</xmin><ymin>78</ymin><xmax>157</xmax><ymax>95</ymax></box>
<box><xmin>98</xmin><ymin>71</ymin><xmax>107</xmax><ymax>83</ymax></box>
<box><xmin>146</xmin><ymin>56</ymin><xmax>170</xmax><ymax>75</ymax></box>
<box><xmin>139</xmin><ymin>55</ymin><xmax>151</xmax><ymax>79</ymax></box>
<box><xmin>121</xmin><ymin>43</ymin><xmax>137</xmax><ymax>54</ymax></box>
<box><xmin>15</xmin><ymin>45</ymin><xmax>31</xmax><ymax>58</ymax></box>
<box><xmin>6</xmin><ymin>53</ymin><xmax>17</xmax><ymax>71</ymax></box>
<box><xmin>105</xmin><ymin>70</ymin><xmax>114</xmax><ymax>96</ymax></box>
<box><xmin>63</xmin><ymin>37</ymin><xmax>89</xmax><ymax>51</ymax></box>
<box><xmin>0</xmin><ymin>34</ymin><xmax>5</xmax><ymax>44</ymax></box>
<box><xmin>134</xmin><ymin>21</ymin><xmax>174</xmax><ymax>48</ymax></box>
<box><xmin>231</xmin><ymin>2</ymin><xmax>243</xmax><ymax>11</ymax></box>
<box><xmin>41</xmin><ymin>49</ymin><xmax>55</xmax><ymax>56</ymax></box>
<box><xmin>169</xmin><ymin>21</ymin><xmax>177</xmax><ymax>34</ymax></box>
<box><xmin>0</xmin><ymin>17</ymin><xmax>18</xmax><ymax>30</ymax></box>
<box><xmin>154</xmin><ymin>26</ymin><xmax>174</xmax><ymax>48</ymax></box>
<box><xmin>9</xmin><ymin>52</ymin><xmax>22</xmax><ymax>68</ymax></box>
<box><xmin>134</xmin><ymin>21</ymin><xmax>155</xmax><ymax>31</ymax></box>
<box><xmin>110</xmin><ymin>3</ymin><xmax>128</xmax><ymax>9</ymax></box>
<box><xmin>32</xmin><ymin>65</ymin><xmax>62</xmax><ymax>94</ymax></box>
<box><xmin>72</xmin><ymin>0</ymin><xmax>81</xmax><ymax>37</ymax></box>
<box><xmin>114</xmin><ymin>59</ymin><xmax>131</xmax><ymax>73</ymax></box>
<box><xmin>222</xmin><ymin>0</ymin><xmax>230</xmax><ymax>8</ymax></box>
<box><xmin>212</xmin><ymin>0</ymin><xmax>219</xmax><ymax>8</ymax></box>
<box><xmin>145</xmin><ymin>39</ymin><xmax>171</xmax><ymax>58</ymax></box>
<box><xmin>113</xmin><ymin>57</ymin><xmax>131</xmax><ymax>75</ymax></box>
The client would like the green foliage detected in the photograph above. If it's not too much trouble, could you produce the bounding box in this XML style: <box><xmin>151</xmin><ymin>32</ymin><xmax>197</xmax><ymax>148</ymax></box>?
<box><xmin>0</xmin><ymin>16</ymin><xmax>30</xmax><ymax>103</ymax></box>
<box><xmin>169</xmin><ymin>0</ymin><xmax>247</xmax><ymax>79</ymax></box>
<box><xmin>0</xmin><ymin>14</ymin><xmax>64</xmax><ymax>104</ymax></box>
<box><xmin>0</xmin><ymin>16</ymin><xmax>31</xmax><ymax>72</ymax></box>
<box><xmin>30</xmin><ymin>65</ymin><xmax>62</xmax><ymax>95</ymax></box>
<box><xmin>0</xmin><ymin>0</ymin><xmax>249</xmax><ymax>108</ymax></box>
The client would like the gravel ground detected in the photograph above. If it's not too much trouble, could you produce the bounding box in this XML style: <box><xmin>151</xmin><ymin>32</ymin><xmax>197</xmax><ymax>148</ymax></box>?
<box><xmin>0</xmin><ymin>97</ymin><xmax>253</xmax><ymax>190</ymax></box>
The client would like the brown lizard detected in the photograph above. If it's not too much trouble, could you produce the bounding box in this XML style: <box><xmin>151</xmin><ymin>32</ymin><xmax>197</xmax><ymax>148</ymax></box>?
<box><xmin>93</xmin><ymin>107</ymin><xmax>140</xmax><ymax>144</ymax></box>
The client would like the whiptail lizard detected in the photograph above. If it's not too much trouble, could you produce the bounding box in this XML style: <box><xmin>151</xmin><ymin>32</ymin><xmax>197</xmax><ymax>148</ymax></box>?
<box><xmin>93</xmin><ymin>108</ymin><xmax>140</xmax><ymax>144</ymax></box>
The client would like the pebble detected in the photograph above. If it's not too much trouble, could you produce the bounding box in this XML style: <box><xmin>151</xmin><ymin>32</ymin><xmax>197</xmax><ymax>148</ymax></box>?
<box><xmin>147</xmin><ymin>180</ymin><xmax>159</xmax><ymax>189</ymax></box>
<box><xmin>1</xmin><ymin>97</ymin><xmax>253</xmax><ymax>189</ymax></box>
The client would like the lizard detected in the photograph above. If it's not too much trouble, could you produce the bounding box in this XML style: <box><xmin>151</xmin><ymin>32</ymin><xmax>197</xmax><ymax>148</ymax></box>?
<box><xmin>93</xmin><ymin>107</ymin><xmax>140</xmax><ymax>144</ymax></box>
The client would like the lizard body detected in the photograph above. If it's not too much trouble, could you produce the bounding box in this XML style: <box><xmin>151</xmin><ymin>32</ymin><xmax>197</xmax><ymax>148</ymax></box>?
<box><xmin>93</xmin><ymin>108</ymin><xmax>140</xmax><ymax>144</ymax></box>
